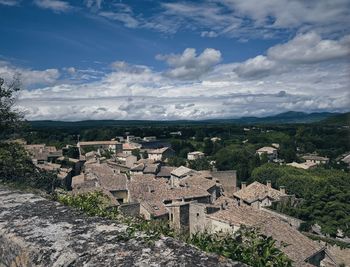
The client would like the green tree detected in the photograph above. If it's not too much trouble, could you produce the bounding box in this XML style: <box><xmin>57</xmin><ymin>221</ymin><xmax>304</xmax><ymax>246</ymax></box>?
<box><xmin>0</xmin><ymin>76</ymin><xmax>23</xmax><ymax>139</ymax></box>
<box><xmin>168</xmin><ymin>156</ymin><xmax>186</xmax><ymax>167</ymax></box>
<box><xmin>132</xmin><ymin>148</ymin><xmax>141</xmax><ymax>160</ymax></box>
<box><xmin>0</xmin><ymin>76</ymin><xmax>59</xmax><ymax>193</ymax></box>
<box><xmin>188</xmin><ymin>158</ymin><xmax>211</xmax><ymax>171</ymax></box>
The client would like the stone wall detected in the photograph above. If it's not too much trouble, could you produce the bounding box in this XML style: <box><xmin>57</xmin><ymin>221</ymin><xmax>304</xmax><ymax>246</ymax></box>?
<box><xmin>0</xmin><ymin>186</ymin><xmax>247</xmax><ymax>267</ymax></box>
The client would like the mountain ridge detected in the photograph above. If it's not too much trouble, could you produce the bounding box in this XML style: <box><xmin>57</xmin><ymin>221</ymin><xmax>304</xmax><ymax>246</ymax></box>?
<box><xmin>28</xmin><ymin>111</ymin><xmax>347</xmax><ymax>127</ymax></box>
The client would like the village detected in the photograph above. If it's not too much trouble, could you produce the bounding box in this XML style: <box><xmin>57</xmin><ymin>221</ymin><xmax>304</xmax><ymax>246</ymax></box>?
<box><xmin>22</xmin><ymin>133</ymin><xmax>349</xmax><ymax>267</ymax></box>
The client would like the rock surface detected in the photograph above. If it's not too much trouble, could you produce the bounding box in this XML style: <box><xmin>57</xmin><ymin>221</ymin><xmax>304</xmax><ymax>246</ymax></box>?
<box><xmin>0</xmin><ymin>187</ymin><xmax>246</xmax><ymax>267</ymax></box>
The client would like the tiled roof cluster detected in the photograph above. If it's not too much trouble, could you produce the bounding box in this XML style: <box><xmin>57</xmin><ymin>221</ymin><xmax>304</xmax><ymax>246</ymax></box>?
<box><xmin>209</xmin><ymin>204</ymin><xmax>324</xmax><ymax>266</ymax></box>
<box><xmin>148</xmin><ymin>147</ymin><xmax>171</xmax><ymax>154</ymax></box>
<box><xmin>25</xmin><ymin>144</ymin><xmax>62</xmax><ymax>161</ymax></box>
<box><xmin>128</xmin><ymin>173</ymin><xmax>217</xmax><ymax>217</ymax></box>
<box><xmin>171</xmin><ymin>166</ymin><xmax>194</xmax><ymax>178</ymax></box>
<box><xmin>156</xmin><ymin>166</ymin><xmax>175</xmax><ymax>178</ymax></box>
<box><xmin>233</xmin><ymin>181</ymin><xmax>286</xmax><ymax>204</ymax></box>
<box><xmin>85</xmin><ymin>163</ymin><xmax>128</xmax><ymax>191</ymax></box>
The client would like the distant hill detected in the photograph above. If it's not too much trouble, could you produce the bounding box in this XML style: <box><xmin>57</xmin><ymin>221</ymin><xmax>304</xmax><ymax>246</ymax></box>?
<box><xmin>319</xmin><ymin>112</ymin><xmax>350</xmax><ymax>125</ymax></box>
<box><xmin>205</xmin><ymin>111</ymin><xmax>340</xmax><ymax>124</ymax></box>
<box><xmin>28</xmin><ymin>111</ymin><xmax>343</xmax><ymax>128</ymax></box>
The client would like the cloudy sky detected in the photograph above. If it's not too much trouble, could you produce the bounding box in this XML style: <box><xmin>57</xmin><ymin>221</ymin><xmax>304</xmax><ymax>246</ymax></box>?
<box><xmin>0</xmin><ymin>0</ymin><xmax>349</xmax><ymax>121</ymax></box>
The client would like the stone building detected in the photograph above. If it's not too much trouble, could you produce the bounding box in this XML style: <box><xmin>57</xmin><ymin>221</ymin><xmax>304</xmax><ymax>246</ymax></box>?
<box><xmin>25</xmin><ymin>144</ymin><xmax>62</xmax><ymax>164</ymax></box>
<box><xmin>189</xmin><ymin>199</ymin><xmax>336</xmax><ymax>267</ymax></box>
<box><xmin>302</xmin><ymin>154</ymin><xmax>330</xmax><ymax>165</ymax></box>
<box><xmin>122</xmin><ymin>142</ymin><xmax>142</xmax><ymax>155</ymax></box>
<box><xmin>115</xmin><ymin>153</ymin><xmax>137</xmax><ymax>168</ymax></box>
<box><xmin>256</xmin><ymin>146</ymin><xmax>278</xmax><ymax>161</ymax></box>
<box><xmin>127</xmin><ymin>172</ymin><xmax>223</xmax><ymax>230</ymax></box>
<box><xmin>211</xmin><ymin>170</ymin><xmax>237</xmax><ymax>197</ymax></box>
<box><xmin>148</xmin><ymin>147</ymin><xmax>175</xmax><ymax>162</ymax></box>
<box><xmin>72</xmin><ymin>163</ymin><xmax>128</xmax><ymax>204</ymax></box>
<box><xmin>77</xmin><ymin>141</ymin><xmax>122</xmax><ymax>155</ymax></box>
<box><xmin>233</xmin><ymin>181</ymin><xmax>288</xmax><ymax>209</ymax></box>
<box><xmin>170</xmin><ymin>166</ymin><xmax>195</xmax><ymax>187</ymax></box>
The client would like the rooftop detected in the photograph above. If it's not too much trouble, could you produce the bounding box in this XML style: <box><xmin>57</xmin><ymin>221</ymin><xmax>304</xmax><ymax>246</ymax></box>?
<box><xmin>85</xmin><ymin>163</ymin><xmax>128</xmax><ymax>191</ymax></box>
<box><xmin>302</xmin><ymin>155</ymin><xmax>330</xmax><ymax>161</ymax></box>
<box><xmin>209</xmin><ymin>204</ymin><xmax>325</xmax><ymax>266</ymax></box>
<box><xmin>148</xmin><ymin>147</ymin><xmax>172</xmax><ymax>154</ymax></box>
<box><xmin>188</xmin><ymin>151</ymin><xmax>205</xmax><ymax>155</ymax></box>
<box><xmin>78</xmin><ymin>141</ymin><xmax>120</xmax><ymax>146</ymax></box>
<box><xmin>171</xmin><ymin>166</ymin><xmax>194</xmax><ymax>178</ymax></box>
<box><xmin>128</xmin><ymin>174</ymin><xmax>214</xmax><ymax>217</ymax></box>
<box><xmin>156</xmin><ymin>166</ymin><xmax>175</xmax><ymax>178</ymax></box>
<box><xmin>256</xmin><ymin>146</ymin><xmax>277</xmax><ymax>154</ymax></box>
<box><xmin>233</xmin><ymin>181</ymin><xmax>286</xmax><ymax>204</ymax></box>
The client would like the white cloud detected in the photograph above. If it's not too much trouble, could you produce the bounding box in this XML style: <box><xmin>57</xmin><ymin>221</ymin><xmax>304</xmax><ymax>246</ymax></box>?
<box><xmin>14</xmin><ymin>54</ymin><xmax>349</xmax><ymax>121</ymax></box>
<box><xmin>268</xmin><ymin>32</ymin><xmax>350</xmax><ymax>64</ymax></box>
<box><xmin>0</xmin><ymin>61</ymin><xmax>60</xmax><ymax>87</ymax></box>
<box><xmin>219</xmin><ymin>0</ymin><xmax>350</xmax><ymax>35</ymax></box>
<box><xmin>86</xmin><ymin>1</ymin><xmax>349</xmax><ymax>39</ymax></box>
<box><xmin>0</xmin><ymin>0</ymin><xmax>20</xmax><ymax>6</ymax></box>
<box><xmin>33</xmin><ymin>0</ymin><xmax>71</xmax><ymax>13</ymax></box>
<box><xmin>85</xmin><ymin>0</ymin><xmax>103</xmax><ymax>9</ymax></box>
<box><xmin>99</xmin><ymin>11</ymin><xmax>139</xmax><ymax>28</ymax></box>
<box><xmin>234</xmin><ymin>32</ymin><xmax>350</xmax><ymax>79</ymax></box>
<box><xmin>156</xmin><ymin>48</ymin><xmax>222</xmax><ymax>80</ymax></box>
<box><xmin>234</xmin><ymin>55</ymin><xmax>278</xmax><ymax>79</ymax></box>
<box><xmin>201</xmin><ymin>31</ymin><xmax>219</xmax><ymax>38</ymax></box>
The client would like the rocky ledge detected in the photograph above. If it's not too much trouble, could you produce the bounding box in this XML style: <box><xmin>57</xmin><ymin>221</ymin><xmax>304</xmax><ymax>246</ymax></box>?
<box><xmin>0</xmin><ymin>187</ymin><xmax>245</xmax><ymax>267</ymax></box>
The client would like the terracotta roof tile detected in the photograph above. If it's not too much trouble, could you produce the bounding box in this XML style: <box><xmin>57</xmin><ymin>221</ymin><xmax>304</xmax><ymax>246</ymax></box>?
<box><xmin>233</xmin><ymin>181</ymin><xmax>286</xmax><ymax>203</ymax></box>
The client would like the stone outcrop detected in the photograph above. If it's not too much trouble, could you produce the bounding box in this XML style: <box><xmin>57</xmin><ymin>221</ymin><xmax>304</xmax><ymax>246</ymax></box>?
<box><xmin>0</xmin><ymin>187</ymin><xmax>245</xmax><ymax>267</ymax></box>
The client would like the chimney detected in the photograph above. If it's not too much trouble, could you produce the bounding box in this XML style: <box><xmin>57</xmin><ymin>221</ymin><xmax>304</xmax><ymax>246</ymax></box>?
<box><xmin>266</xmin><ymin>180</ymin><xmax>271</xmax><ymax>188</ymax></box>
<box><xmin>241</xmin><ymin>182</ymin><xmax>247</xmax><ymax>189</ymax></box>
<box><xmin>279</xmin><ymin>186</ymin><xmax>286</xmax><ymax>194</ymax></box>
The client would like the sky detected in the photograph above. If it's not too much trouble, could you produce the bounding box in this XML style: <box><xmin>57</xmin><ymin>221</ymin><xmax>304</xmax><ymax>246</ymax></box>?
<box><xmin>0</xmin><ymin>0</ymin><xmax>349</xmax><ymax>121</ymax></box>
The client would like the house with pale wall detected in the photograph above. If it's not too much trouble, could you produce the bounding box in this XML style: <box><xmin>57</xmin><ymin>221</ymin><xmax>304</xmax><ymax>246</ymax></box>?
<box><xmin>126</xmin><ymin>135</ymin><xmax>142</xmax><ymax>143</ymax></box>
<box><xmin>233</xmin><ymin>181</ymin><xmax>287</xmax><ymax>209</ymax></box>
<box><xmin>148</xmin><ymin>147</ymin><xmax>175</xmax><ymax>161</ymax></box>
<box><xmin>77</xmin><ymin>141</ymin><xmax>122</xmax><ymax>155</ymax></box>
<box><xmin>187</xmin><ymin>151</ymin><xmax>205</xmax><ymax>160</ymax></box>
<box><xmin>256</xmin><ymin>146</ymin><xmax>278</xmax><ymax>161</ymax></box>
<box><xmin>122</xmin><ymin>142</ymin><xmax>142</xmax><ymax>155</ymax></box>
<box><xmin>302</xmin><ymin>154</ymin><xmax>330</xmax><ymax>165</ymax></box>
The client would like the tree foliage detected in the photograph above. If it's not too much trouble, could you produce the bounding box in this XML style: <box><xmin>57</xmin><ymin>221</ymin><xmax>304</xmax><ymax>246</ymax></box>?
<box><xmin>251</xmin><ymin>164</ymin><xmax>350</xmax><ymax>237</ymax></box>
<box><xmin>0</xmin><ymin>76</ymin><xmax>23</xmax><ymax>139</ymax></box>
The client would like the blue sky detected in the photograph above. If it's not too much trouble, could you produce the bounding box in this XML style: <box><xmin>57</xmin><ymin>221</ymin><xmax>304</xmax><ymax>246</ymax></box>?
<box><xmin>0</xmin><ymin>0</ymin><xmax>349</xmax><ymax>120</ymax></box>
